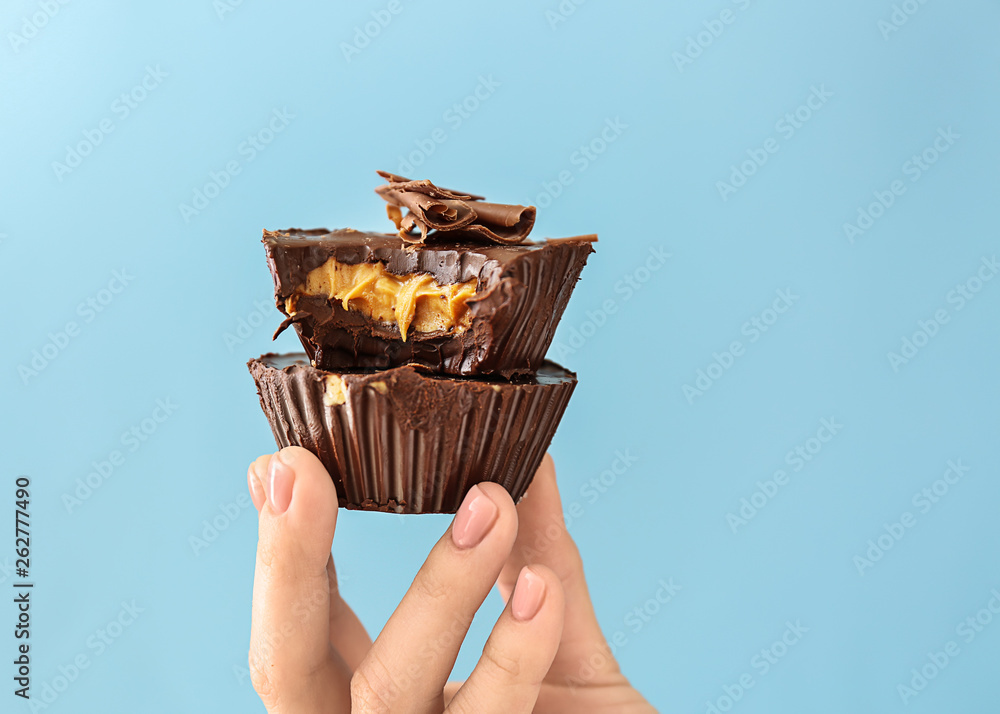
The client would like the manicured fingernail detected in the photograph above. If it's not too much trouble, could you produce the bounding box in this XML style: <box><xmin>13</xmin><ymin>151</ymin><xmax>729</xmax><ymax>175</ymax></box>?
<box><xmin>512</xmin><ymin>566</ymin><xmax>546</xmax><ymax>622</ymax></box>
<box><xmin>452</xmin><ymin>485</ymin><xmax>498</xmax><ymax>549</ymax></box>
<box><xmin>268</xmin><ymin>451</ymin><xmax>294</xmax><ymax>514</ymax></box>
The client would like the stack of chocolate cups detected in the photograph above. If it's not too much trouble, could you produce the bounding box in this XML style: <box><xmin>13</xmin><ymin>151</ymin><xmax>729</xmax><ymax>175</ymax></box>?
<box><xmin>248</xmin><ymin>173</ymin><xmax>596</xmax><ymax>514</ymax></box>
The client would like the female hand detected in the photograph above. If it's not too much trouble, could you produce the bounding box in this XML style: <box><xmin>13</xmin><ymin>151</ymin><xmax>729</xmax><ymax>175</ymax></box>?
<box><xmin>247</xmin><ymin>447</ymin><xmax>654</xmax><ymax>713</ymax></box>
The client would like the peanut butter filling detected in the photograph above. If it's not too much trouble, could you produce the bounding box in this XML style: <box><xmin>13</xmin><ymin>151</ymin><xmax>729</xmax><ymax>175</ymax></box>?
<box><xmin>289</xmin><ymin>258</ymin><xmax>477</xmax><ymax>340</ymax></box>
<box><xmin>322</xmin><ymin>375</ymin><xmax>346</xmax><ymax>406</ymax></box>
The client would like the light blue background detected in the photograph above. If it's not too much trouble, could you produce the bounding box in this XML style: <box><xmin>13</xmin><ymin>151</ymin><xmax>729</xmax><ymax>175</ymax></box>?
<box><xmin>2</xmin><ymin>0</ymin><xmax>998</xmax><ymax>711</ymax></box>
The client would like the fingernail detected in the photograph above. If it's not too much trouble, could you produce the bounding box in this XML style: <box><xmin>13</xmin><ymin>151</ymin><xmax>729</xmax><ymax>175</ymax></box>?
<box><xmin>512</xmin><ymin>566</ymin><xmax>546</xmax><ymax>622</ymax></box>
<box><xmin>452</xmin><ymin>485</ymin><xmax>498</xmax><ymax>549</ymax></box>
<box><xmin>268</xmin><ymin>451</ymin><xmax>294</xmax><ymax>514</ymax></box>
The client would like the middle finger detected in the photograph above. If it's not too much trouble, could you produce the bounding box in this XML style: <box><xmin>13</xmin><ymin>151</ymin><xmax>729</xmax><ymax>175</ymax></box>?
<box><xmin>352</xmin><ymin>483</ymin><xmax>518</xmax><ymax>714</ymax></box>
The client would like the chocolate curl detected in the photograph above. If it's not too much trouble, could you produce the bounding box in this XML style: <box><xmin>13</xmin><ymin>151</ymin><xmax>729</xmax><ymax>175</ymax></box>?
<box><xmin>375</xmin><ymin>170</ymin><xmax>535</xmax><ymax>244</ymax></box>
<box><xmin>458</xmin><ymin>201</ymin><xmax>536</xmax><ymax>243</ymax></box>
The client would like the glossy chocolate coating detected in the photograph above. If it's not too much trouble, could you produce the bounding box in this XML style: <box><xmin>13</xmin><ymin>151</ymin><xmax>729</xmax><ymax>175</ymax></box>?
<box><xmin>248</xmin><ymin>353</ymin><xmax>577</xmax><ymax>513</ymax></box>
<box><xmin>263</xmin><ymin>228</ymin><xmax>595</xmax><ymax>378</ymax></box>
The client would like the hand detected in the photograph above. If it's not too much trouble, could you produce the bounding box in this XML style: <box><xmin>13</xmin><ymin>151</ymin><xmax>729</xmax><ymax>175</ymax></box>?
<box><xmin>247</xmin><ymin>447</ymin><xmax>655</xmax><ymax>713</ymax></box>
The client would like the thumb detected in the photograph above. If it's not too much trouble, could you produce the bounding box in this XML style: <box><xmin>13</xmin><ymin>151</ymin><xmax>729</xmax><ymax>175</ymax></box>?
<box><xmin>248</xmin><ymin>447</ymin><xmax>351</xmax><ymax>713</ymax></box>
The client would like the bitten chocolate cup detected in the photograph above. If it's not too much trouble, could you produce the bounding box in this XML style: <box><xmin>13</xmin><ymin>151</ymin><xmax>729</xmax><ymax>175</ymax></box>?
<box><xmin>248</xmin><ymin>353</ymin><xmax>578</xmax><ymax>514</ymax></box>
<box><xmin>263</xmin><ymin>228</ymin><xmax>596</xmax><ymax>378</ymax></box>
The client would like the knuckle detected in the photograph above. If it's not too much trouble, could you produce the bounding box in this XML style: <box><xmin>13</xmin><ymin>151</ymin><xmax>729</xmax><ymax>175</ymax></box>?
<box><xmin>351</xmin><ymin>661</ymin><xmax>397</xmax><ymax>714</ymax></box>
<box><xmin>564</xmin><ymin>534</ymin><xmax>582</xmax><ymax>563</ymax></box>
<box><xmin>481</xmin><ymin>637</ymin><xmax>523</xmax><ymax>680</ymax></box>
<box><xmin>256</xmin><ymin>533</ymin><xmax>276</xmax><ymax>569</ymax></box>
<box><xmin>445</xmin><ymin>696</ymin><xmax>478</xmax><ymax>714</ymax></box>
<box><xmin>248</xmin><ymin>636</ymin><xmax>302</xmax><ymax>706</ymax></box>
<box><xmin>553</xmin><ymin>539</ymin><xmax>584</xmax><ymax>583</ymax></box>
<box><xmin>248</xmin><ymin>650</ymin><xmax>277</xmax><ymax>704</ymax></box>
<box><xmin>413</xmin><ymin>565</ymin><xmax>450</xmax><ymax>604</ymax></box>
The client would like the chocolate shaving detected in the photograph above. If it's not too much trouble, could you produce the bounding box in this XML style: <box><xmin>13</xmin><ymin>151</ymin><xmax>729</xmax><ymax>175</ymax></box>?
<box><xmin>273</xmin><ymin>312</ymin><xmax>308</xmax><ymax>340</ymax></box>
<box><xmin>375</xmin><ymin>170</ymin><xmax>535</xmax><ymax>245</ymax></box>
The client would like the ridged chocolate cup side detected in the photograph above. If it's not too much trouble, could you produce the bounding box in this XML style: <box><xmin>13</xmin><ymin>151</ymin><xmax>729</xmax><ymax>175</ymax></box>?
<box><xmin>247</xmin><ymin>353</ymin><xmax>577</xmax><ymax>514</ymax></box>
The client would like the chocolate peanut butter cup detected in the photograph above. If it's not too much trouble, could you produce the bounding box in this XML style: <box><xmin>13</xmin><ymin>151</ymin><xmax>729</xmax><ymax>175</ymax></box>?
<box><xmin>264</xmin><ymin>229</ymin><xmax>595</xmax><ymax>378</ymax></box>
<box><xmin>248</xmin><ymin>353</ymin><xmax>577</xmax><ymax>514</ymax></box>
